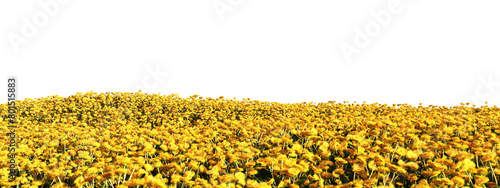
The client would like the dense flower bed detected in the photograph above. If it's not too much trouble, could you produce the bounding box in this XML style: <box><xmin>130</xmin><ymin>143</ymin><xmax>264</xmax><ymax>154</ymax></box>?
<box><xmin>1</xmin><ymin>91</ymin><xmax>499</xmax><ymax>188</ymax></box>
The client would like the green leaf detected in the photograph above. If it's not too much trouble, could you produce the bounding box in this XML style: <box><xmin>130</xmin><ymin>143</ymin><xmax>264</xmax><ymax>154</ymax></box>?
<box><xmin>18</xmin><ymin>170</ymin><xmax>27</xmax><ymax>175</ymax></box>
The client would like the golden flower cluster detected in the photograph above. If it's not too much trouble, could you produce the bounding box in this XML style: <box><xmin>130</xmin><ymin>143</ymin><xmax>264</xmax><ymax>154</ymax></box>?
<box><xmin>0</xmin><ymin>91</ymin><xmax>499</xmax><ymax>188</ymax></box>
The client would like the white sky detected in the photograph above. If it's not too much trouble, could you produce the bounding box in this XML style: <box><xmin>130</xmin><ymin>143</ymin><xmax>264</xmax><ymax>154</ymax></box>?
<box><xmin>1</xmin><ymin>0</ymin><xmax>500</xmax><ymax>108</ymax></box>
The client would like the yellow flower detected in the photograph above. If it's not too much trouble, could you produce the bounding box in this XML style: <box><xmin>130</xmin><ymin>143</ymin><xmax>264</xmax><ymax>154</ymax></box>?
<box><xmin>373</xmin><ymin>154</ymin><xmax>386</xmax><ymax>165</ymax></box>
<box><xmin>101</xmin><ymin>172</ymin><xmax>113</xmax><ymax>179</ymax></box>
<box><xmin>334</xmin><ymin>157</ymin><xmax>348</xmax><ymax>167</ymax></box>
<box><xmin>218</xmin><ymin>174</ymin><xmax>235</xmax><ymax>184</ymax></box>
<box><xmin>245</xmin><ymin>160</ymin><xmax>256</xmax><ymax>168</ymax></box>
<box><xmin>286</xmin><ymin>167</ymin><xmax>301</xmax><ymax>178</ymax></box>
<box><xmin>421</xmin><ymin>170</ymin><xmax>441</xmax><ymax>178</ymax></box>
<box><xmin>319</xmin><ymin>142</ymin><xmax>331</xmax><ymax>158</ymax></box>
<box><xmin>460</xmin><ymin>158</ymin><xmax>476</xmax><ymax>172</ymax></box>
<box><xmin>405</xmin><ymin>150</ymin><xmax>419</xmax><ymax>161</ymax></box>
<box><xmin>151</xmin><ymin>177</ymin><xmax>168</xmax><ymax>187</ymax></box>
<box><xmin>114</xmin><ymin>168</ymin><xmax>128</xmax><ymax>174</ymax></box>
<box><xmin>406</xmin><ymin>174</ymin><xmax>419</xmax><ymax>182</ymax></box>
<box><xmin>420</xmin><ymin>151</ymin><xmax>434</xmax><ymax>159</ymax></box>
<box><xmin>299</xmin><ymin>128</ymin><xmax>318</xmax><ymax>136</ymax></box>
<box><xmin>235</xmin><ymin>172</ymin><xmax>246</xmax><ymax>186</ymax></box>
<box><xmin>427</xmin><ymin>161</ymin><xmax>447</xmax><ymax>171</ymax></box>
<box><xmin>144</xmin><ymin>163</ymin><xmax>154</xmax><ymax>171</ymax></box>
<box><xmin>396</xmin><ymin>147</ymin><xmax>408</xmax><ymax>156</ymax></box>
<box><xmin>404</xmin><ymin>162</ymin><xmax>419</xmax><ymax>170</ymax></box>
<box><xmin>431</xmin><ymin>178</ymin><xmax>453</xmax><ymax>186</ymax></box>
<box><xmin>291</xmin><ymin>143</ymin><xmax>304</xmax><ymax>153</ymax></box>
<box><xmin>332</xmin><ymin>169</ymin><xmax>344</xmax><ymax>178</ymax></box>
<box><xmin>124</xmin><ymin>179</ymin><xmax>139</xmax><ymax>187</ymax></box>
<box><xmin>481</xmin><ymin>152</ymin><xmax>496</xmax><ymax>162</ymax></box>
<box><xmin>352</xmin><ymin>163</ymin><xmax>364</xmax><ymax>174</ymax></box>
<box><xmin>477</xmin><ymin>167</ymin><xmax>489</xmax><ymax>175</ymax></box>
<box><xmin>367</xmin><ymin>160</ymin><xmax>377</xmax><ymax>171</ymax></box>
<box><xmin>86</xmin><ymin>167</ymin><xmax>99</xmax><ymax>175</ymax></box>
<box><xmin>474</xmin><ymin>175</ymin><xmax>489</xmax><ymax>185</ymax></box>
<box><xmin>183</xmin><ymin>170</ymin><xmax>196</xmax><ymax>181</ymax></box>
<box><xmin>160</xmin><ymin>144</ymin><xmax>168</xmax><ymax>151</ymax></box>
<box><xmin>199</xmin><ymin>165</ymin><xmax>207</xmax><ymax>173</ymax></box>
<box><xmin>171</xmin><ymin>174</ymin><xmax>182</xmax><ymax>184</ymax></box>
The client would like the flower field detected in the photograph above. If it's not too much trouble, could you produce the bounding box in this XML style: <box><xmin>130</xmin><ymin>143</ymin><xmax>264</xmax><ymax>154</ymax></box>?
<box><xmin>1</xmin><ymin>91</ymin><xmax>500</xmax><ymax>188</ymax></box>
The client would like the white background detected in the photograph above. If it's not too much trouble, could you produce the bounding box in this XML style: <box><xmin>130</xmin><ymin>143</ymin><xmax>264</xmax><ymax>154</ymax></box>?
<box><xmin>1</xmin><ymin>0</ymin><xmax>500</xmax><ymax>108</ymax></box>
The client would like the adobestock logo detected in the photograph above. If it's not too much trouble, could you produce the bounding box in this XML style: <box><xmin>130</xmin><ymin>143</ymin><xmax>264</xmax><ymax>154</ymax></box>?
<box><xmin>463</xmin><ymin>74</ymin><xmax>500</xmax><ymax>107</ymax></box>
<box><xmin>213</xmin><ymin>0</ymin><xmax>243</xmax><ymax>21</ymax></box>
<box><xmin>340</xmin><ymin>0</ymin><xmax>412</xmax><ymax>64</ymax></box>
<box><xmin>7</xmin><ymin>0</ymin><xmax>69</xmax><ymax>54</ymax></box>
<box><xmin>132</xmin><ymin>63</ymin><xmax>170</xmax><ymax>95</ymax></box>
